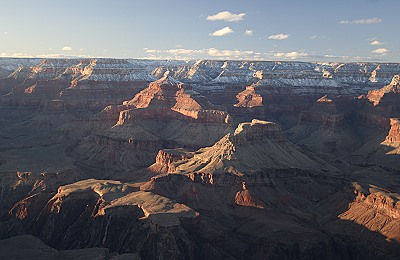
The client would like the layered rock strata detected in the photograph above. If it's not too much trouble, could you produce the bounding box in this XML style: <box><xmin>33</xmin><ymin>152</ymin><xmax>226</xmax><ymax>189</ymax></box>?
<box><xmin>71</xmin><ymin>72</ymin><xmax>232</xmax><ymax>170</ymax></box>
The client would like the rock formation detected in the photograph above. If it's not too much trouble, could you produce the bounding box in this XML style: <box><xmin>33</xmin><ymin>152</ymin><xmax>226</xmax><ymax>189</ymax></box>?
<box><xmin>300</xmin><ymin>95</ymin><xmax>345</xmax><ymax>129</ymax></box>
<box><xmin>337</xmin><ymin>75</ymin><xmax>400</xmax><ymax>169</ymax></box>
<box><xmin>117</xmin><ymin>71</ymin><xmax>231</xmax><ymax>124</ymax></box>
<box><xmin>234</xmin><ymin>85</ymin><xmax>263</xmax><ymax>108</ymax></box>
<box><xmin>1</xmin><ymin>58</ymin><xmax>400</xmax><ymax>259</ymax></box>
<box><xmin>4</xmin><ymin>179</ymin><xmax>199</xmax><ymax>258</ymax></box>
<box><xmin>358</xmin><ymin>75</ymin><xmax>400</xmax><ymax>130</ymax></box>
<box><xmin>286</xmin><ymin>95</ymin><xmax>361</xmax><ymax>156</ymax></box>
<box><xmin>384</xmin><ymin>118</ymin><xmax>400</xmax><ymax>145</ymax></box>
<box><xmin>367</xmin><ymin>75</ymin><xmax>400</xmax><ymax>106</ymax></box>
<box><xmin>71</xmin><ymin>72</ymin><xmax>232</xmax><ymax>170</ymax></box>
<box><xmin>150</xmin><ymin>119</ymin><xmax>330</xmax><ymax>176</ymax></box>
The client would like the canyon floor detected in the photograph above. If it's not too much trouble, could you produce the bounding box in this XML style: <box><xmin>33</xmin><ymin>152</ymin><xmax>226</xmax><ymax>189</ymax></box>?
<box><xmin>0</xmin><ymin>58</ymin><xmax>399</xmax><ymax>259</ymax></box>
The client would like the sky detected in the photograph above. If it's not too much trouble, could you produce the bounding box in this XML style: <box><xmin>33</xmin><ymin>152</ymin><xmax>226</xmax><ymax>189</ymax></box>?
<box><xmin>0</xmin><ymin>0</ymin><xmax>399</xmax><ymax>62</ymax></box>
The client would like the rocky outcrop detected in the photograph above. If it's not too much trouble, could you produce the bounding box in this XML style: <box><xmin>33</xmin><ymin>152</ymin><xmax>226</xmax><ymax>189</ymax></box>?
<box><xmin>233</xmin><ymin>119</ymin><xmax>284</xmax><ymax>143</ymax></box>
<box><xmin>367</xmin><ymin>75</ymin><xmax>400</xmax><ymax>106</ymax></box>
<box><xmin>6</xmin><ymin>170</ymin><xmax>397</xmax><ymax>259</ymax></box>
<box><xmin>2</xmin><ymin>58</ymin><xmax>400</xmax><ymax>259</ymax></box>
<box><xmin>286</xmin><ymin>94</ymin><xmax>364</xmax><ymax>156</ymax></box>
<box><xmin>299</xmin><ymin>96</ymin><xmax>348</xmax><ymax>129</ymax></box>
<box><xmin>384</xmin><ymin>118</ymin><xmax>400</xmax><ymax>145</ymax></box>
<box><xmin>106</xmin><ymin>71</ymin><xmax>232</xmax><ymax>126</ymax></box>
<box><xmin>2</xmin><ymin>59</ymin><xmax>400</xmax><ymax>114</ymax></box>
<box><xmin>0</xmin><ymin>171</ymin><xmax>81</xmax><ymax>218</ymax></box>
<box><xmin>116</xmin><ymin>107</ymin><xmax>230</xmax><ymax>125</ymax></box>
<box><xmin>155</xmin><ymin>60</ymin><xmax>398</xmax><ymax>93</ymax></box>
<box><xmin>234</xmin><ymin>183</ymin><xmax>266</xmax><ymax>209</ymax></box>
<box><xmin>345</xmin><ymin>75</ymin><xmax>400</xmax><ymax>163</ymax></box>
<box><xmin>144</xmin><ymin>163</ymin><xmax>400</xmax><ymax>259</ymax></box>
<box><xmin>325</xmin><ymin>182</ymin><xmax>400</xmax><ymax>256</ymax></box>
<box><xmin>71</xmin><ymin>72</ymin><xmax>233</xmax><ymax>170</ymax></box>
<box><xmin>148</xmin><ymin>119</ymin><xmax>329</xmax><ymax>176</ymax></box>
<box><xmin>349</xmin><ymin>190</ymin><xmax>400</xmax><ymax>220</ymax></box>
<box><xmin>150</xmin><ymin>149</ymin><xmax>193</xmax><ymax>174</ymax></box>
<box><xmin>116</xmin><ymin>71</ymin><xmax>231</xmax><ymax>124</ymax></box>
<box><xmin>358</xmin><ymin>75</ymin><xmax>400</xmax><ymax>128</ymax></box>
<box><xmin>234</xmin><ymin>85</ymin><xmax>263</xmax><ymax>108</ymax></box>
<box><xmin>0</xmin><ymin>59</ymin><xmax>157</xmax><ymax>113</ymax></box>
<box><xmin>5</xmin><ymin>179</ymin><xmax>199</xmax><ymax>258</ymax></box>
<box><xmin>230</xmin><ymin>84</ymin><xmax>266</xmax><ymax>120</ymax></box>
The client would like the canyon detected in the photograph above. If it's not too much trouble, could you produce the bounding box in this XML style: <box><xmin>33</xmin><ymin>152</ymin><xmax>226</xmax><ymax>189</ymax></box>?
<box><xmin>0</xmin><ymin>58</ymin><xmax>399</xmax><ymax>259</ymax></box>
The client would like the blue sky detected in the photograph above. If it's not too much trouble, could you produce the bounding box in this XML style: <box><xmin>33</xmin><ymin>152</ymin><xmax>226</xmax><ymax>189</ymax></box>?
<box><xmin>0</xmin><ymin>0</ymin><xmax>399</xmax><ymax>62</ymax></box>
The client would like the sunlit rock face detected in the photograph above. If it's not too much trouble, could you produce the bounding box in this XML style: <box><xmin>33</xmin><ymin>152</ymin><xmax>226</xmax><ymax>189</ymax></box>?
<box><xmin>117</xmin><ymin>71</ymin><xmax>231</xmax><ymax>124</ymax></box>
<box><xmin>149</xmin><ymin>119</ymin><xmax>330</xmax><ymax>179</ymax></box>
<box><xmin>1</xmin><ymin>58</ymin><xmax>400</xmax><ymax>259</ymax></box>
<box><xmin>69</xmin><ymin>72</ymin><xmax>233</xmax><ymax>171</ymax></box>
<box><xmin>367</xmin><ymin>75</ymin><xmax>400</xmax><ymax>106</ymax></box>
<box><xmin>234</xmin><ymin>85</ymin><xmax>263</xmax><ymax>108</ymax></box>
<box><xmin>385</xmin><ymin>118</ymin><xmax>400</xmax><ymax>145</ymax></box>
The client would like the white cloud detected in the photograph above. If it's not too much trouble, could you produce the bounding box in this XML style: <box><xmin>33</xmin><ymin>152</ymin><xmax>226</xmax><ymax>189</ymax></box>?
<box><xmin>144</xmin><ymin>48</ymin><xmax>160</xmax><ymax>53</ymax></box>
<box><xmin>370</xmin><ymin>40</ymin><xmax>382</xmax><ymax>46</ymax></box>
<box><xmin>142</xmin><ymin>47</ymin><xmax>259</xmax><ymax>60</ymax></box>
<box><xmin>268</xmin><ymin>33</ymin><xmax>290</xmax><ymax>40</ymax></box>
<box><xmin>340</xmin><ymin>17</ymin><xmax>382</xmax><ymax>24</ymax></box>
<box><xmin>142</xmin><ymin>48</ymin><xmax>376</xmax><ymax>62</ymax></box>
<box><xmin>62</xmin><ymin>46</ymin><xmax>73</xmax><ymax>51</ymax></box>
<box><xmin>0</xmin><ymin>52</ymin><xmax>89</xmax><ymax>58</ymax></box>
<box><xmin>167</xmin><ymin>49</ymin><xmax>203</xmax><ymax>55</ymax></box>
<box><xmin>4</xmin><ymin>32</ymin><xmax>8</xmax><ymax>35</ymax></box>
<box><xmin>371</xmin><ymin>48</ymin><xmax>389</xmax><ymax>55</ymax></box>
<box><xmin>353</xmin><ymin>18</ymin><xmax>382</xmax><ymax>24</ymax></box>
<box><xmin>209</xmin><ymin>27</ymin><xmax>234</xmax><ymax>37</ymax></box>
<box><xmin>244</xmin><ymin>30</ymin><xmax>254</xmax><ymax>36</ymax></box>
<box><xmin>142</xmin><ymin>47</ymin><xmax>316</xmax><ymax>61</ymax></box>
<box><xmin>206</xmin><ymin>11</ymin><xmax>245</xmax><ymax>22</ymax></box>
<box><xmin>274</xmin><ymin>51</ymin><xmax>308</xmax><ymax>59</ymax></box>
<box><xmin>36</xmin><ymin>53</ymin><xmax>75</xmax><ymax>58</ymax></box>
<box><xmin>207</xmin><ymin>48</ymin><xmax>254</xmax><ymax>57</ymax></box>
<box><xmin>0</xmin><ymin>52</ymin><xmax>33</xmax><ymax>58</ymax></box>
